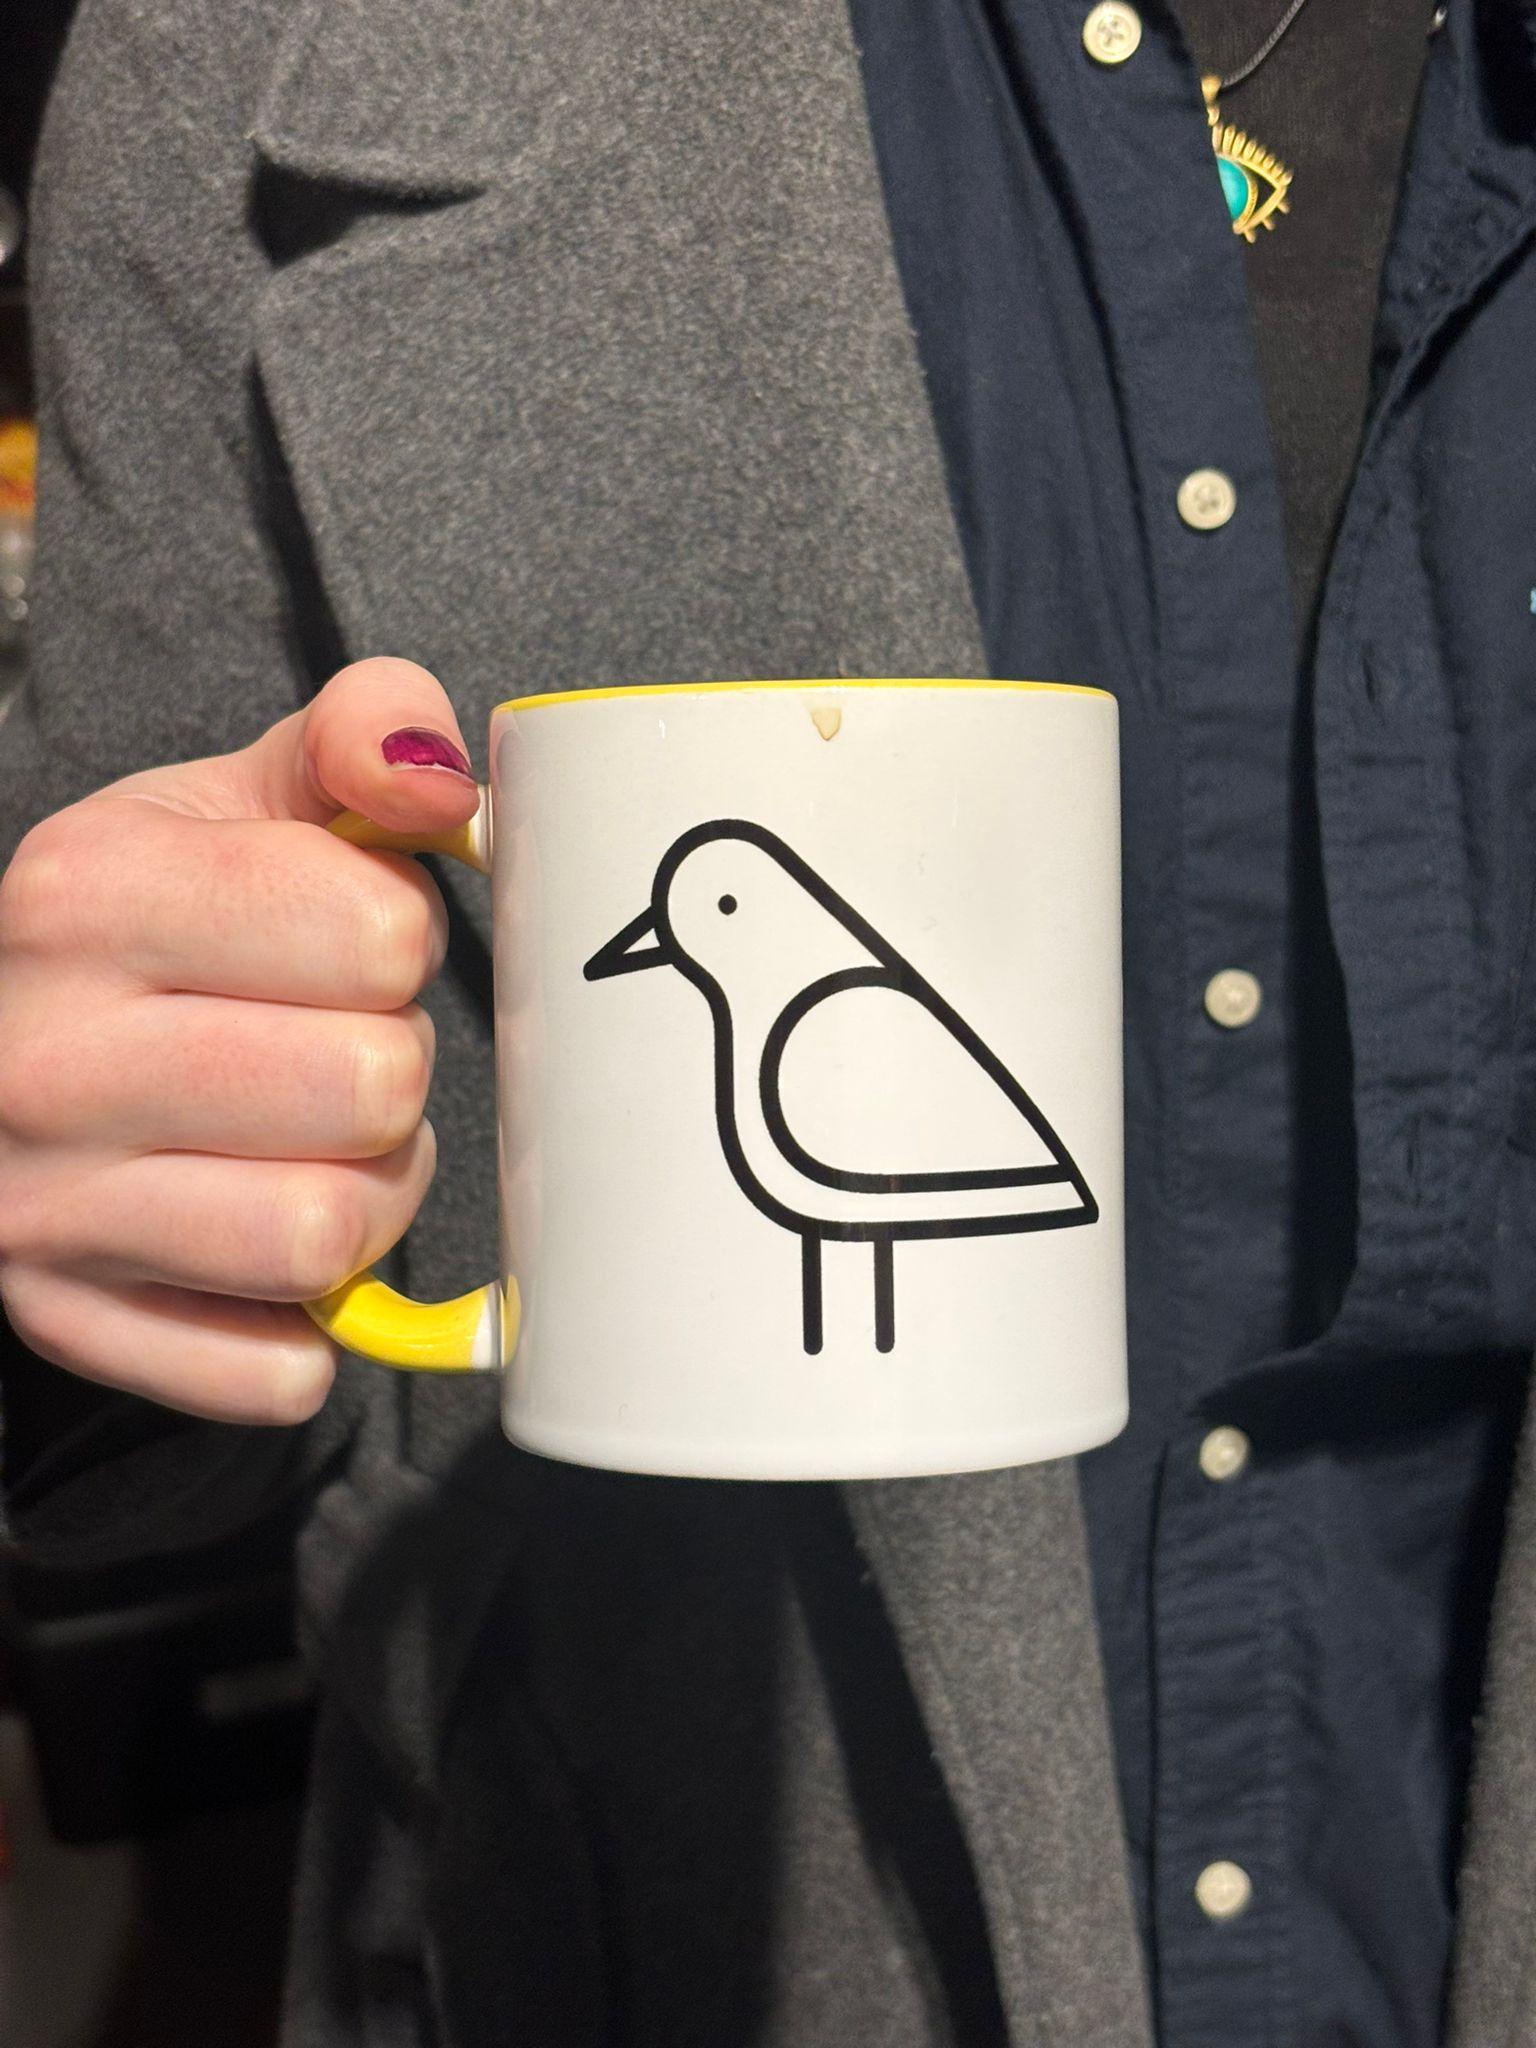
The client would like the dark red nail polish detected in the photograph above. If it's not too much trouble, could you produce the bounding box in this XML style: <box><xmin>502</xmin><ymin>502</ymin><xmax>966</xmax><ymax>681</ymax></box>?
<box><xmin>380</xmin><ymin>726</ymin><xmax>474</xmax><ymax>778</ymax></box>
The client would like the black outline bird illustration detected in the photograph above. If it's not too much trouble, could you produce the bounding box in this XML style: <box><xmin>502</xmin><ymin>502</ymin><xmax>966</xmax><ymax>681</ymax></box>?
<box><xmin>583</xmin><ymin>820</ymin><xmax>1097</xmax><ymax>1355</ymax></box>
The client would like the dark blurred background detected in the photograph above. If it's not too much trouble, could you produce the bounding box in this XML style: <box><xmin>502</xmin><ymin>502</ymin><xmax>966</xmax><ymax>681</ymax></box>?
<box><xmin>1</xmin><ymin>10</ymin><xmax>312</xmax><ymax>2042</ymax></box>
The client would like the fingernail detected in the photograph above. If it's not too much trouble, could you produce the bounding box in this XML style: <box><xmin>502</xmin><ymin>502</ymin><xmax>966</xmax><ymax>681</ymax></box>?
<box><xmin>380</xmin><ymin>726</ymin><xmax>475</xmax><ymax>779</ymax></box>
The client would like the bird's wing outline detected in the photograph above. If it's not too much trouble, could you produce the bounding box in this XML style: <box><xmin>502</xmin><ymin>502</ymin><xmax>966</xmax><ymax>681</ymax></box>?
<box><xmin>760</xmin><ymin>966</ymin><xmax>1090</xmax><ymax>1196</ymax></box>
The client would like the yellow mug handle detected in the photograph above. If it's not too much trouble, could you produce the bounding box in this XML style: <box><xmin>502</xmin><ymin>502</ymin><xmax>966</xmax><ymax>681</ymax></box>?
<box><xmin>301</xmin><ymin>791</ymin><xmax>513</xmax><ymax>1372</ymax></box>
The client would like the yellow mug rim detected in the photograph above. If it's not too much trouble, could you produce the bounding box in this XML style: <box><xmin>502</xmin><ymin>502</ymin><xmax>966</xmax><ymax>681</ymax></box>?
<box><xmin>495</xmin><ymin>676</ymin><xmax>1110</xmax><ymax>715</ymax></box>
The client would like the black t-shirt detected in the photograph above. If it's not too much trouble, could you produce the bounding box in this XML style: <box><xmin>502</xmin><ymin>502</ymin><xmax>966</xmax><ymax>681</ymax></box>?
<box><xmin>1174</xmin><ymin>0</ymin><xmax>1435</xmax><ymax>638</ymax></box>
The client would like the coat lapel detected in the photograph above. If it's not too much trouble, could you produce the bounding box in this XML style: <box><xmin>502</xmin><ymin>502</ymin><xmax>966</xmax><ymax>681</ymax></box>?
<box><xmin>845</xmin><ymin>1466</ymin><xmax>1154</xmax><ymax>2043</ymax></box>
<box><xmin>251</xmin><ymin>0</ymin><xmax>986</xmax><ymax>740</ymax></box>
<box><xmin>254</xmin><ymin>1</ymin><xmax>1149</xmax><ymax>2033</ymax></box>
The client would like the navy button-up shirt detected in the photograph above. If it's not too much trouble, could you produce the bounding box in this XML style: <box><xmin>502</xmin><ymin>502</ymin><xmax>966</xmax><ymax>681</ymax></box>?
<box><xmin>844</xmin><ymin>0</ymin><xmax>1536</xmax><ymax>2041</ymax></box>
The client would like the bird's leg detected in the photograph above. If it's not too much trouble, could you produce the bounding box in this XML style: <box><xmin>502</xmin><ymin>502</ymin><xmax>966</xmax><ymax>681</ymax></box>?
<box><xmin>801</xmin><ymin>1235</ymin><xmax>824</xmax><ymax>1356</ymax></box>
<box><xmin>873</xmin><ymin>1239</ymin><xmax>895</xmax><ymax>1354</ymax></box>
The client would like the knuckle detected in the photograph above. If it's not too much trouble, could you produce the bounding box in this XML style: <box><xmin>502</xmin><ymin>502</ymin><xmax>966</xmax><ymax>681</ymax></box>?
<box><xmin>350</xmin><ymin>1020</ymin><xmax>432</xmax><ymax>1153</ymax></box>
<box><xmin>0</xmin><ymin>1261</ymin><xmax>77</xmax><ymax>1372</ymax></box>
<box><xmin>0</xmin><ymin>815</ymin><xmax>86</xmax><ymax>953</ymax></box>
<box><xmin>272</xmin><ymin>1175</ymin><xmax>367</xmax><ymax>1300</ymax></box>
<box><xmin>355</xmin><ymin>883</ymin><xmax>442</xmax><ymax>1008</ymax></box>
<box><xmin>251</xmin><ymin>1343</ymin><xmax>336</xmax><ymax>1427</ymax></box>
<box><xmin>406</xmin><ymin>1000</ymin><xmax>437</xmax><ymax>1074</ymax></box>
<box><xmin>0</xmin><ymin>1161</ymin><xmax>49</xmax><ymax>1263</ymax></box>
<box><xmin>0</xmin><ymin>1027</ymin><xmax>59</xmax><ymax>1144</ymax></box>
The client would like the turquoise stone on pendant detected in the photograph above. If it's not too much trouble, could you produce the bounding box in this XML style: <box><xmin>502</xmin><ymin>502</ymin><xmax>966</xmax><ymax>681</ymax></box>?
<box><xmin>1218</xmin><ymin>155</ymin><xmax>1251</xmax><ymax>222</ymax></box>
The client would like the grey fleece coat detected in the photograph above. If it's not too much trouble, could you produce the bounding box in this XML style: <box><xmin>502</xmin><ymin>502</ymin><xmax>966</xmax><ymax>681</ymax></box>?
<box><xmin>4</xmin><ymin>1</ymin><xmax>1534</xmax><ymax>2042</ymax></box>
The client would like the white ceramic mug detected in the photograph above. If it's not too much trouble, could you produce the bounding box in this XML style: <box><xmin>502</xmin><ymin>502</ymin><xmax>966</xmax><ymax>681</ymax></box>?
<box><xmin>306</xmin><ymin>678</ymin><xmax>1126</xmax><ymax>1480</ymax></box>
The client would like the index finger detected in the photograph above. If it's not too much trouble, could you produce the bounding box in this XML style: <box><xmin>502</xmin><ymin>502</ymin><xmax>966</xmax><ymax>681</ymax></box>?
<box><xmin>43</xmin><ymin>802</ymin><xmax>450</xmax><ymax>1010</ymax></box>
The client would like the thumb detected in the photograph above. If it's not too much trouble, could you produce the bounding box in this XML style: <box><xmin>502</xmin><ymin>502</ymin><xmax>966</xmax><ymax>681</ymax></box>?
<box><xmin>240</xmin><ymin>657</ymin><xmax>480</xmax><ymax>832</ymax></box>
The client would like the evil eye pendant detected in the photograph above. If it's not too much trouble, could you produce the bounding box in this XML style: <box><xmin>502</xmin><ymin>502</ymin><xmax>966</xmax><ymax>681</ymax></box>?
<box><xmin>1202</xmin><ymin>76</ymin><xmax>1292</xmax><ymax>241</ymax></box>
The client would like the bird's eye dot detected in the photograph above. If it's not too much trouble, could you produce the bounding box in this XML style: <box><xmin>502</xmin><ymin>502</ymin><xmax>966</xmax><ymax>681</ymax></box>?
<box><xmin>718</xmin><ymin>894</ymin><xmax>738</xmax><ymax>915</ymax></box>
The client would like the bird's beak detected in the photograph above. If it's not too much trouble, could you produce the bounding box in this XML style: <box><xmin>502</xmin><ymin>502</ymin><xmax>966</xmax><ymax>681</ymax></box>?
<box><xmin>583</xmin><ymin>906</ymin><xmax>669</xmax><ymax>981</ymax></box>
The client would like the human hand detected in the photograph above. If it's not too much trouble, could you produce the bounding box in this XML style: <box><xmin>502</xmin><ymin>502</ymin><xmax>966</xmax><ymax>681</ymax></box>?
<box><xmin>0</xmin><ymin>659</ymin><xmax>479</xmax><ymax>1423</ymax></box>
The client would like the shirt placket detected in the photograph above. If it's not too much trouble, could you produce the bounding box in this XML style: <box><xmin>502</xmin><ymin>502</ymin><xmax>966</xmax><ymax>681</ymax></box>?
<box><xmin>1046</xmin><ymin>5</ymin><xmax>1304</xmax><ymax>2039</ymax></box>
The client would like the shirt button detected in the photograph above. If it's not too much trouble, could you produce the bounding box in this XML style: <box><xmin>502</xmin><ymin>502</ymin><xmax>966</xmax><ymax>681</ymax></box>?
<box><xmin>1177</xmin><ymin>467</ymin><xmax>1237</xmax><ymax>531</ymax></box>
<box><xmin>1082</xmin><ymin>1</ymin><xmax>1142</xmax><ymax>63</ymax></box>
<box><xmin>1199</xmin><ymin>1425</ymin><xmax>1251</xmax><ymax>1482</ymax></box>
<box><xmin>1195</xmin><ymin>1860</ymin><xmax>1254</xmax><ymax>1921</ymax></box>
<box><xmin>1204</xmin><ymin>967</ymin><xmax>1262</xmax><ymax>1029</ymax></box>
